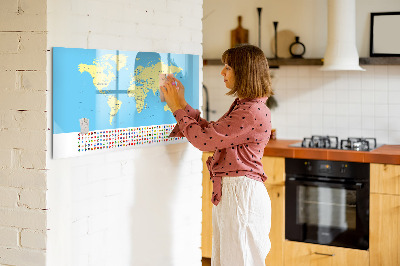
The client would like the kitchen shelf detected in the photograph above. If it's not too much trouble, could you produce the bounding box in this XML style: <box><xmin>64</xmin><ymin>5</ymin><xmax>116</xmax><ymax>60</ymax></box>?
<box><xmin>268</xmin><ymin>58</ymin><xmax>323</xmax><ymax>67</ymax></box>
<box><xmin>203</xmin><ymin>57</ymin><xmax>400</xmax><ymax>67</ymax></box>
<box><xmin>203</xmin><ymin>58</ymin><xmax>323</xmax><ymax>68</ymax></box>
<box><xmin>359</xmin><ymin>57</ymin><xmax>400</xmax><ymax>65</ymax></box>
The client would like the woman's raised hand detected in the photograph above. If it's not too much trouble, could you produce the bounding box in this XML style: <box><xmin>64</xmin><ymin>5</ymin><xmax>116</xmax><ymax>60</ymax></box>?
<box><xmin>172</xmin><ymin>76</ymin><xmax>187</xmax><ymax>108</ymax></box>
<box><xmin>160</xmin><ymin>75</ymin><xmax>185</xmax><ymax>113</ymax></box>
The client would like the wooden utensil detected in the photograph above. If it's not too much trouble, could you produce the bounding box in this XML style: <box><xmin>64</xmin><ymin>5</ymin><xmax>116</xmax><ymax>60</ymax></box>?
<box><xmin>231</xmin><ymin>16</ymin><xmax>249</xmax><ymax>48</ymax></box>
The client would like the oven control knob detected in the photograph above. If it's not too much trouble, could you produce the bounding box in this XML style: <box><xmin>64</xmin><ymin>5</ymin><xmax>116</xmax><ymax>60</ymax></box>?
<box><xmin>304</xmin><ymin>161</ymin><xmax>312</xmax><ymax>171</ymax></box>
<box><xmin>340</xmin><ymin>164</ymin><xmax>347</xmax><ymax>174</ymax></box>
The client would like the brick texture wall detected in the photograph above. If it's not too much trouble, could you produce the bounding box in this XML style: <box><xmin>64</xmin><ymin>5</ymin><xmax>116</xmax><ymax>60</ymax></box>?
<box><xmin>0</xmin><ymin>0</ymin><xmax>48</xmax><ymax>265</ymax></box>
<box><xmin>1</xmin><ymin>0</ymin><xmax>203</xmax><ymax>265</ymax></box>
<box><xmin>46</xmin><ymin>0</ymin><xmax>203</xmax><ymax>266</ymax></box>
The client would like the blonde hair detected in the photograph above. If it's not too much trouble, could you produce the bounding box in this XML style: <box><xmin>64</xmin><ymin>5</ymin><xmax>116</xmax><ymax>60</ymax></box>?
<box><xmin>221</xmin><ymin>44</ymin><xmax>273</xmax><ymax>99</ymax></box>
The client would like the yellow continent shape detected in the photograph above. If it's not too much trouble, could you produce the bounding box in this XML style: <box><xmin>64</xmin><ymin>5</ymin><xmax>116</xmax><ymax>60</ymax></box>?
<box><xmin>78</xmin><ymin>54</ymin><xmax>128</xmax><ymax>124</ymax></box>
<box><xmin>78</xmin><ymin>63</ymin><xmax>115</xmax><ymax>93</ymax></box>
<box><xmin>108</xmin><ymin>54</ymin><xmax>128</xmax><ymax>71</ymax></box>
<box><xmin>164</xmin><ymin>104</ymin><xmax>172</xmax><ymax>112</ymax></box>
<box><xmin>107</xmin><ymin>95</ymin><xmax>122</xmax><ymax>125</ymax></box>
<box><xmin>127</xmin><ymin>61</ymin><xmax>182</xmax><ymax>113</ymax></box>
<box><xmin>78</xmin><ymin>55</ymin><xmax>179</xmax><ymax>123</ymax></box>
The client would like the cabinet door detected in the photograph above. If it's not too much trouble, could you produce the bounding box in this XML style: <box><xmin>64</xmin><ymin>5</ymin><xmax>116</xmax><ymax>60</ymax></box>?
<box><xmin>370</xmin><ymin>193</ymin><xmax>400</xmax><ymax>266</ymax></box>
<box><xmin>264</xmin><ymin>184</ymin><xmax>284</xmax><ymax>266</ymax></box>
<box><xmin>202</xmin><ymin>152</ymin><xmax>213</xmax><ymax>258</ymax></box>
<box><xmin>284</xmin><ymin>241</ymin><xmax>369</xmax><ymax>266</ymax></box>
<box><xmin>261</xmin><ymin>156</ymin><xmax>285</xmax><ymax>185</ymax></box>
<box><xmin>370</xmin><ymin>163</ymin><xmax>400</xmax><ymax>195</ymax></box>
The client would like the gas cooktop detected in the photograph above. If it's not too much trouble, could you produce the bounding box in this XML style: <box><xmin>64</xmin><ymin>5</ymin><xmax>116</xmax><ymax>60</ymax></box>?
<box><xmin>289</xmin><ymin>135</ymin><xmax>382</xmax><ymax>151</ymax></box>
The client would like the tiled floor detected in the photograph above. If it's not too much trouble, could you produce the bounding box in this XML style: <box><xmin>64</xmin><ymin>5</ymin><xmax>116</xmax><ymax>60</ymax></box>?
<box><xmin>202</xmin><ymin>257</ymin><xmax>211</xmax><ymax>266</ymax></box>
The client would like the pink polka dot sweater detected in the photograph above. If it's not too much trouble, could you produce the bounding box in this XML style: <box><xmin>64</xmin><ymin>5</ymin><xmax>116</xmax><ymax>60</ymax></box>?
<box><xmin>170</xmin><ymin>97</ymin><xmax>272</xmax><ymax>206</ymax></box>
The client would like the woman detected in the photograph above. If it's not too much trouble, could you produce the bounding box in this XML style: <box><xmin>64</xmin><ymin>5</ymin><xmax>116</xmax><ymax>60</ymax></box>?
<box><xmin>161</xmin><ymin>44</ymin><xmax>273</xmax><ymax>266</ymax></box>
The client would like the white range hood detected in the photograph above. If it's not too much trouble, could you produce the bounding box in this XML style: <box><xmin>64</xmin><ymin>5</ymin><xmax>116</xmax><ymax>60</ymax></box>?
<box><xmin>320</xmin><ymin>0</ymin><xmax>365</xmax><ymax>71</ymax></box>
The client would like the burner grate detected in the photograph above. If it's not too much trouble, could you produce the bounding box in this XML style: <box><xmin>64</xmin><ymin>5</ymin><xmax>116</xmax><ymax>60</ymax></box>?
<box><xmin>297</xmin><ymin>136</ymin><xmax>378</xmax><ymax>151</ymax></box>
<box><xmin>301</xmin><ymin>135</ymin><xmax>339</xmax><ymax>149</ymax></box>
<box><xmin>340</xmin><ymin>137</ymin><xmax>377</xmax><ymax>151</ymax></box>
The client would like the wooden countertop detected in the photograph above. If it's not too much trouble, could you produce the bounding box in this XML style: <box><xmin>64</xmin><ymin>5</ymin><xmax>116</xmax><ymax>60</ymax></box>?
<box><xmin>263</xmin><ymin>139</ymin><xmax>400</xmax><ymax>165</ymax></box>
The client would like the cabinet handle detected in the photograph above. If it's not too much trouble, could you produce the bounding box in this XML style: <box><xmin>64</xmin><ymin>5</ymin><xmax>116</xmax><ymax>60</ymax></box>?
<box><xmin>314</xmin><ymin>252</ymin><xmax>335</xmax><ymax>257</ymax></box>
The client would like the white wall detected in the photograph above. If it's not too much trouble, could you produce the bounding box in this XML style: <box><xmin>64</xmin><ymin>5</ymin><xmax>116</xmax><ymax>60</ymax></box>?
<box><xmin>0</xmin><ymin>0</ymin><xmax>48</xmax><ymax>265</ymax></box>
<box><xmin>46</xmin><ymin>0</ymin><xmax>203</xmax><ymax>266</ymax></box>
<box><xmin>204</xmin><ymin>64</ymin><xmax>400</xmax><ymax>145</ymax></box>
<box><xmin>271</xmin><ymin>65</ymin><xmax>400</xmax><ymax>144</ymax></box>
<box><xmin>203</xmin><ymin>0</ymin><xmax>400</xmax><ymax>58</ymax></box>
<box><xmin>203</xmin><ymin>0</ymin><xmax>326</xmax><ymax>59</ymax></box>
<box><xmin>203</xmin><ymin>0</ymin><xmax>400</xmax><ymax>145</ymax></box>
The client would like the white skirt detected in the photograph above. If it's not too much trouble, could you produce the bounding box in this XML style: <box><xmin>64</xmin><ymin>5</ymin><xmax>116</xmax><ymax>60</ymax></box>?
<box><xmin>212</xmin><ymin>176</ymin><xmax>271</xmax><ymax>266</ymax></box>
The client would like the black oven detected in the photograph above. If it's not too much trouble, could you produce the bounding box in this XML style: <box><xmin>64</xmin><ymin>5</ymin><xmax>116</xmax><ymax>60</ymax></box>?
<box><xmin>285</xmin><ymin>158</ymin><xmax>369</xmax><ymax>250</ymax></box>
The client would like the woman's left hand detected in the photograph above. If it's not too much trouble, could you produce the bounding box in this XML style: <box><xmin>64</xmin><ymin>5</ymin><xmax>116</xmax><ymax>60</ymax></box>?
<box><xmin>160</xmin><ymin>76</ymin><xmax>184</xmax><ymax>113</ymax></box>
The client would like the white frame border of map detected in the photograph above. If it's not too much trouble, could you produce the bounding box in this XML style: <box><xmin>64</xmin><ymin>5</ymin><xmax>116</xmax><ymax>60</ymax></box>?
<box><xmin>52</xmin><ymin>47</ymin><xmax>200</xmax><ymax>159</ymax></box>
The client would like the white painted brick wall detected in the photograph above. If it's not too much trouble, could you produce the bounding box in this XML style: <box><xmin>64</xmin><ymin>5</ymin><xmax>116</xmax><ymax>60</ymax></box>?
<box><xmin>0</xmin><ymin>169</ymin><xmax>47</xmax><ymax>189</ymax></box>
<box><xmin>0</xmin><ymin>208</ymin><xmax>46</xmax><ymax>230</ymax></box>
<box><xmin>19</xmin><ymin>189</ymin><xmax>47</xmax><ymax>209</ymax></box>
<box><xmin>0</xmin><ymin>32</ymin><xmax>20</xmax><ymax>54</ymax></box>
<box><xmin>46</xmin><ymin>1</ymin><xmax>203</xmax><ymax>266</ymax></box>
<box><xmin>0</xmin><ymin>150</ymin><xmax>12</xmax><ymax>169</ymax></box>
<box><xmin>0</xmin><ymin>247</ymin><xmax>46</xmax><ymax>266</ymax></box>
<box><xmin>21</xmin><ymin>229</ymin><xmax>47</xmax><ymax>250</ymax></box>
<box><xmin>17</xmin><ymin>70</ymin><xmax>47</xmax><ymax>92</ymax></box>
<box><xmin>0</xmin><ymin>187</ymin><xmax>19</xmax><ymax>208</ymax></box>
<box><xmin>0</xmin><ymin>227</ymin><xmax>19</xmax><ymax>247</ymax></box>
<box><xmin>0</xmin><ymin>90</ymin><xmax>46</xmax><ymax>111</ymax></box>
<box><xmin>1</xmin><ymin>110</ymin><xmax>45</xmax><ymax>131</ymax></box>
<box><xmin>0</xmin><ymin>129</ymin><xmax>46</xmax><ymax>150</ymax></box>
<box><xmin>0</xmin><ymin>0</ymin><xmax>48</xmax><ymax>265</ymax></box>
<box><xmin>0</xmin><ymin>53</ymin><xmax>46</xmax><ymax>71</ymax></box>
<box><xmin>0</xmin><ymin>2</ymin><xmax>46</xmax><ymax>32</ymax></box>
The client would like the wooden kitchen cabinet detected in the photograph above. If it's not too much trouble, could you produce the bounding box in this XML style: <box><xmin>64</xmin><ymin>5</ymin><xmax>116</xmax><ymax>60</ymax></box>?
<box><xmin>202</xmin><ymin>152</ymin><xmax>213</xmax><ymax>258</ymax></box>
<box><xmin>284</xmin><ymin>241</ymin><xmax>369</xmax><ymax>266</ymax></box>
<box><xmin>262</xmin><ymin>156</ymin><xmax>285</xmax><ymax>266</ymax></box>
<box><xmin>370</xmin><ymin>193</ymin><xmax>400</xmax><ymax>266</ymax></box>
<box><xmin>261</xmin><ymin>156</ymin><xmax>285</xmax><ymax>186</ymax></box>
<box><xmin>370</xmin><ymin>163</ymin><xmax>400</xmax><ymax>195</ymax></box>
<box><xmin>370</xmin><ymin>163</ymin><xmax>400</xmax><ymax>266</ymax></box>
<box><xmin>201</xmin><ymin>154</ymin><xmax>286</xmax><ymax>265</ymax></box>
<box><xmin>264</xmin><ymin>184</ymin><xmax>285</xmax><ymax>266</ymax></box>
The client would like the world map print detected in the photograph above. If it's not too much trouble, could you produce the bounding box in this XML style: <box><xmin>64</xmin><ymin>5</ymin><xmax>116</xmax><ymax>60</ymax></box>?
<box><xmin>52</xmin><ymin>47</ymin><xmax>199</xmax><ymax>158</ymax></box>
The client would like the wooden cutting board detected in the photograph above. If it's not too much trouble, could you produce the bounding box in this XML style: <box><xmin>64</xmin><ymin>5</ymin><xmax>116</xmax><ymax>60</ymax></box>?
<box><xmin>231</xmin><ymin>16</ymin><xmax>249</xmax><ymax>48</ymax></box>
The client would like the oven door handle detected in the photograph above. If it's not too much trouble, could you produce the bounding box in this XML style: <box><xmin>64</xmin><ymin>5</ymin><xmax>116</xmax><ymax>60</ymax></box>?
<box><xmin>287</xmin><ymin>177</ymin><xmax>364</xmax><ymax>189</ymax></box>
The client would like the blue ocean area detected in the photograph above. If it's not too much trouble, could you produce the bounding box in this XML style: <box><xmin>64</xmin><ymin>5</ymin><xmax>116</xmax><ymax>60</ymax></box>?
<box><xmin>53</xmin><ymin>47</ymin><xmax>199</xmax><ymax>134</ymax></box>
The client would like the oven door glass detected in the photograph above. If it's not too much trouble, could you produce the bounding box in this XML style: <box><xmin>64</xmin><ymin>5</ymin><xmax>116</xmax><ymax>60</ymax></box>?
<box><xmin>286</xmin><ymin>180</ymin><xmax>369</xmax><ymax>250</ymax></box>
<box><xmin>298</xmin><ymin>185</ymin><xmax>356</xmax><ymax>241</ymax></box>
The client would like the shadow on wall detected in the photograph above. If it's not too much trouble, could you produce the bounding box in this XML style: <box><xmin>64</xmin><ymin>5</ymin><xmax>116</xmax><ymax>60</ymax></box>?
<box><xmin>129</xmin><ymin>140</ymin><xmax>191</xmax><ymax>265</ymax></box>
<box><xmin>129</xmin><ymin>52</ymin><xmax>199</xmax><ymax>265</ymax></box>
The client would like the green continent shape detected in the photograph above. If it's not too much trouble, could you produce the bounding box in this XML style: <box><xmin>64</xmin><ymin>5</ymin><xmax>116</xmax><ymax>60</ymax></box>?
<box><xmin>127</xmin><ymin>61</ymin><xmax>182</xmax><ymax>113</ymax></box>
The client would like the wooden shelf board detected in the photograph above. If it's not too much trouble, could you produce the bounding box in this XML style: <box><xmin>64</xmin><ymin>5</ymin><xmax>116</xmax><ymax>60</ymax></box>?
<box><xmin>359</xmin><ymin>57</ymin><xmax>400</xmax><ymax>65</ymax></box>
<box><xmin>203</xmin><ymin>57</ymin><xmax>400</xmax><ymax>67</ymax></box>
<box><xmin>203</xmin><ymin>58</ymin><xmax>323</xmax><ymax>67</ymax></box>
<box><xmin>268</xmin><ymin>58</ymin><xmax>323</xmax><ymax>66</ymax></box>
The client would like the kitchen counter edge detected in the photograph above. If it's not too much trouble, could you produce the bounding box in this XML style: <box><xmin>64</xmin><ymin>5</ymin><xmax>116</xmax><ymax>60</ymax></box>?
<box><xmin>263</xmin><ymin>139</ymin><xmax>400</xmax><ymax>165</ymax></box>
